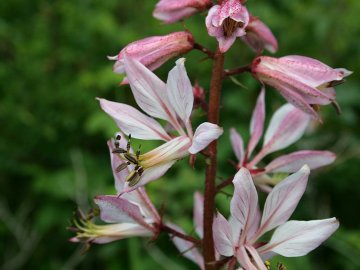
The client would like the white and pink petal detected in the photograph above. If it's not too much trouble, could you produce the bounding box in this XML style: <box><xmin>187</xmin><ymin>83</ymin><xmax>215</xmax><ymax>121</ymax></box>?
<box><xmin>99</xmin><ymin>99</ymin><xmax>171</xmax><ymax>141</ymax></box>
<box><xmin>265</xmin><ymin>150</ymin><xmax>336</xmax><ymax>173</ymax></box>
<box><xmin>258</xmin><ymin>218</ymin><xmax>339</xmax><ymax>257</ymax></box>
<box><xmin>188</xmin><ymin>122</ymin><xmax>223</xmax><ymax>154</ymax></box>
<box><xmin>256</xmin><ymin>165</ymin><xmax>310</xmax><ymax>237</ymax></box>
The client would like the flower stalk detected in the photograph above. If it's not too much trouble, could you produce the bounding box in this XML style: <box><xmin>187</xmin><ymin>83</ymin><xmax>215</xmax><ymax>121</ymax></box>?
<box><xmin>203</xmin><ymin>49</ymin><xmax>224</xmax><ymax>270</ymax></box>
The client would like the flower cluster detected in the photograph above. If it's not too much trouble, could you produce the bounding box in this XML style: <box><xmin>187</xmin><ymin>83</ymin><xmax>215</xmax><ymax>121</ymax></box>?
<box><xmin>70</xmin><ymin>0</ymin><xmax>351</xmax><ymax>269</ymax></box>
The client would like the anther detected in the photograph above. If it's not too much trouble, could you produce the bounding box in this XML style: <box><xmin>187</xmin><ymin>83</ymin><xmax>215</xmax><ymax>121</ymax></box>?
<box><xmin>116</xmin><ymin>162</ymin><xmax>129</xmax><ymax>172</ymax></box>
<box><xmin>124</xmin><ymin>153</ymin><xmax>138</xmax><ymax>164</ymax></box>
<box><xmin>127</xmin><ymin>134</ymin><xmax>132</xmax><ymax>152</ymax></box>
<box><xmin>136</xmin><ymin>144</ymin><xmax>142</xmax><ymax>159</ymax></box>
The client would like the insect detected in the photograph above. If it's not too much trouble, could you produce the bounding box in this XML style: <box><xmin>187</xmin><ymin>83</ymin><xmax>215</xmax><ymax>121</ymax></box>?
<box><xmin>265</xmin><ymin>260</ymin><xmax>271</xmax><ymax>270</ymax></box>
<box><xmin>277</xmin><ymin>262</ymin><xmax>287</xmax><ymax>270</ymax></box>
<box><xmin>112</xmin><ymin>134</ymin><xmax>144</xmax><ymax>187</ymax></box>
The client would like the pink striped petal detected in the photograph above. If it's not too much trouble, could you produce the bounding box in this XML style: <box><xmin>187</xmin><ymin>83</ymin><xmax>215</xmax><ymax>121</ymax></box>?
<box><xmin>98</xmin><ymin>98</ymin><xmax>171</xmax><ymax>141</ymax></box>
<box><xmin>247</xmin><ymin>88</ymin><xmax>265</xmax><ymax>157</ymax></box>
<box><xmin>188</xmin><ymin>122</ymin><xmax>223</xmax><ymax>154</ymax></box>
<box><xmin>231</xmin><ymin>168</ymin><xmax>259</xmax><ymax>240</ymax></box>
<box><xmin>167</xmin><ymin>58</ymin><xmax>194</xmax><ymax>125</ymax></box>
<box><xmin>153</xmin><ymin>0</ymin><xmax>211</xmax><ymax>24</ymax></box>
<box><xmin>264</xmin><ymin>78</ymin><xmax>323</xmax><ymax>121</ymax></box>
<box><xmin>258</xmin><ymin>218</ymin><xmax>339</xmax><ymax>257</ymax></box>
<box><xmin>261</xmin><ymin>104</ymin><xmax>310</xmax><ymax>157</ymax></box>
<box><xmin>121</xmin><ymin>161</ymin><xmax>176</xmax><ymax>194</ymax></box>
<box><xmin>124</xmin><ymin>55</ymin><xmax>181</xmax><ymax>131</ymax></box>
<box><xmin>266</xmin><ymin>150</ymin><xmax>336</xmax><ymax>173</ymax></box>
<box><xmin>278</xmin><ymin>55</ymin><xmax>352</xmax><ymax>88</ymax></box>
<box><xmin>230</xmin><ymin>128</ymin><xmax>245</xmax><ymax>165</ymax></box>
<box><xmin>241</xmin><ymin>16</ymin><xmax>278</xmax><ymax>53</ymax></box>
<box><xmin>255</xmin><ymin>165</ymin><xmax>310</xmax><ymax>238</ymax></box>
<box><xmin>213</xmin><ymin>212</ymin><xmax>234</xmax><ymax>257</ymax></box>
<box><xmin>194</xmin><ymin>192</ymin><xmax>204</xmax><ymax>238</ymax></box>
<box><xmin>94</xmin><ymin>196</ymin><xmax>150</xmax><ymax>229</ymax></box>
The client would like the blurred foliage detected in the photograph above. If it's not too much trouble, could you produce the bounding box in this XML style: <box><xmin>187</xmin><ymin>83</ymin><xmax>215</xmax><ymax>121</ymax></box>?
<box><xmin>0</xmin><ymin>0</ymin><xmax>359</xmax><ymax>269</ymax></box>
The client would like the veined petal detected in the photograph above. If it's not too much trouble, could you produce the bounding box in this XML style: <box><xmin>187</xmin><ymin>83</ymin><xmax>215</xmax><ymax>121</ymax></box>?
<box><xmin>94</xmin><ymin>196</ymin><xmax>152</xmax><ymax>230</ymax></box>
<box><xmin>231</xmin><ymin>168</ymin><xmax>259</xmax><ymax>242</ymax></box>
<box><xmin>213</xmin><ymin>212</ymin><xmax>234</xmax><ymax>257</ymax></box>
<box><xmin>236</xmin><ymin>246</ymin><xmax>259</xmax><ymax>270</ymax></box>
<box><xmin>71</xmin><ymin>222</ymin><xmax>152</xmax><ymax>244</ymax></box>
<box><xmin>188</xmin><ymin>122</ymin><xmax>223</xmax><ymax>154</ymax></box>
<box><xmin>98</xmin><ymin>99</ymin><xmax>171</xmax><ymax>141</ymax></box>
<box><xmin>259</xmin><ymin>104</ymin><xmax>310</xmax><ymax>159</ymax></box>
<box><xmin>141</xmin><ymin>136</ymin><xmax>192</xmax><ymax>168</ymax></box>
<box><xmin>241</xmin><ymin>16</ymin><xmax>278</xmax><ymax>53</ymax></box>
<box><xmin>256</xmin><ymin>165</ymin><xmax>310</xmax><ymax>238</ymax></box>
<box><xmin>258</xmin><ymin>218</ymin><xmax>339</xmax><ymax>257</ymax></box>
<box><xmin>265</xmin><ymin>78</ymin><xmax>323</xmax><ymax>120</ymax></box>
<box><xmin>166</xmin><ymin>58</ymin><xmax>194</xmax><ymax>125</ymax></box>
<box><xmin>120</xmin><ymin>162</ymin><xmax>176</xmax><ymax>195</ymax></box>
<box><xmin>218</xmin><ymin>35</ymin><xmax>238</xmax><ymax>53</ymax></box>
<box><xmin>230</xmin><ymin>128</ymin><xmax>245</xmax><ymax>165</ymax></box>
<box><xmin>277</xmin><ymin>55</ymin><xmax>352</xmax><ymax>88</ymax></box>
<box><xmin>168</xmin><ymin>223</ymin><xmax>204</xmax><ymax>270</ymax></box>
<box><xmin>248</xmin><ymin>88</ymin><xmax>265</xmax><ymax>157</ymax></box>
<box><xmin>265</xmin><ymin>150</ymin><xmax>336</xmax><ymax>173</ymax></box>
<box><xmin>124</xmin><ymin>55</ymin><xmax>180</xmax><ymax>130</ymax></box>
<box><xmin>194</xmin><ymin>192</ymin><xmax>204</xmax><ymax>238</ymax></box>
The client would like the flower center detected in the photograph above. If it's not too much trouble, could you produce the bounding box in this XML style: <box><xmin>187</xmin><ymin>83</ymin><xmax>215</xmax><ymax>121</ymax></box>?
<box><xmin>112</xmin><ymin>134</ymin><xmax>144</xmax><ymax>187</ymax></box>
<box><xmin>223</xmin><ymin>17</ymin><xmax>244</xmax><ymax>37</ymax></box>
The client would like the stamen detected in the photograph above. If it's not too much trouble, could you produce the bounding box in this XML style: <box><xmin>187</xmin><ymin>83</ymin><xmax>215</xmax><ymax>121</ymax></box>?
<box><xmin>124</xmin><ymin>153</ymin><xmax>138</xmax><ymax>164</ymax></box>
<box><xmin>112</xmin><ymin>148</ymin><xmax>127</xmax><ymax>154</ymax></box>
<box><xmin>115</xmin><ymin>162</ymin><xmax>130</xmax><ymax>172</ymax></box>
<box><xmin>126</xmin><ymin>170</ymin><xmax>141</xmax><ymax>187</ymax></box>
<box><xmin>136</xmin><ymin>144</ymin><xmax>142</xmax><ymax>159</ymax></box>
<box><xmin>115</xmin><ymin>134</ymin><xmax>121</xmax><ymax>148</ymax></box>
<box><xmin>127</xmin><ymin>134</ymin><xmax>132</xmax><ymax>152</ymax></box>
<box><xmin>223</xmin><ymin>17</ymin><xmax>244</xmax><ymax>37</ymax></box>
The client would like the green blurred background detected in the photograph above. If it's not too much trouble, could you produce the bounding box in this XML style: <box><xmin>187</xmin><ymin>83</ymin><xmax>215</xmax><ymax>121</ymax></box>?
<box><xmin>1</xmin><ymin>0</ymin><xmax>359</xmax><ymax>269</ymax></box>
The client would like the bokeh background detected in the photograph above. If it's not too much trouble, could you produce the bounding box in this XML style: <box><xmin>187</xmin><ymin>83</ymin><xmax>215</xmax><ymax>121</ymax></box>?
<box><xmin>1</xmin><ymin>0</ymin><xmax>359</xmax><ymax>269</ymax></box>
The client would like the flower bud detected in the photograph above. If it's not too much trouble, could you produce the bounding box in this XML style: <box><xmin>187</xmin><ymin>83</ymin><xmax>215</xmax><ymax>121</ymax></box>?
<box><xmin>109</xmin><ymin>31</ymin><xmax>194</xmax><ymax>83</ymax></box>
<box><xmin>241</xmin><ymin>15</ymin><xmax>278</xmax><ymax>53</ymax></box>
<box><xmin>153</xmin><ymin>0</ymin><xmax>212</xmax><ymax>24</ymax></box>
<box><xmin>192</xmin><ymin>82</ymin><xmax>206</xmax><ymax>110</ymax></box>
<box><xmin>251</xmin><ymin>55</ymin><xmax>352</xmax><ymax>120</ymax></box>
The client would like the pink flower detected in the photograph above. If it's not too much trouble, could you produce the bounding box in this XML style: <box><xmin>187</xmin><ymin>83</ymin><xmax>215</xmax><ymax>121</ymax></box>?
<box><xmin>153</xmin><ymin>0</ymin><xmax>212</xmax><ymax>24</ymax></box>
<box><xmin>109</xmin><ymin>31</ymin><xmax>194</xmax><ymax>84</ymax></box>
<box><xmin>206</xmin><ymin>0</ymin><xmax>249</xmax><ymax>53</ymax></box>
<box><xmin>70</xmin><ymin>139</ymin><xmax>160</xmax><ymax>244</ymax></box>
<box><xmin>213</xmin><ymin>166</ymin><xmax>339</xmax><ymax>269</ymax></box>
<box><xmin>99</xmin><ymin>56</ymin><xmax>223</xmax><ymax>192</ymax></box>
<box><xmin>230</xmin><ymin>89</ymin><xmax>336</xmax><ymax>191</ymax></box>
<box><xmin>251</xmin><ymin>55</ymin><xmax>352</xmax><ymax>120</ymax></box>
<box><xmin>241</xmin><ymin>15</ymin><xmax>278</xmax><ymax>53</ymax></box>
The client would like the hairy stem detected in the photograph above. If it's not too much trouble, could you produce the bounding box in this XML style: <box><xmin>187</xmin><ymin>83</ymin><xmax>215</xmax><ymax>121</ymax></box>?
<box><xmin>194</xmin><ymin>43</ymin><xmax>215</xmax><ymax>58</ymax></box>
<box><xmin>224</xmin><ymin>65</ymin><xmax>251</xmax><ymax>77</ymax></box>
<box><xmin>160</xmin><ymin>224</ymin><xmax>201</xmax><ymax>246</ymax></box>
<box><xmin>203</xmin><ymin>50</ymin><xmax>225</xmax><ymax>270</ymax></box>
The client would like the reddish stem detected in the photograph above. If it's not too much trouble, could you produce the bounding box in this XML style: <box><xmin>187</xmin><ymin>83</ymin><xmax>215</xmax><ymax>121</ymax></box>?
<box><xmin>215</xmin><ymin>175</ymin><xmax>235</xmax><ymax>193</ymax></box>
<box><xmin>160</xmin><ymin>224</ymin><xmax>201</xmax><ymax>246</ymax></box>
<box><xmin>203</xmin><ymin>50</ymin><xmax>225</xmax><ymax>270</ymax></box>
<box><xmin>224</xmin><ymin>65</ymin><xmax>251</xmax><ymax>77</ymax></box>
<box><xmin>194</xmin><ymin>43</ymin><xmax>215</xmax><ymax>58</ymax></box>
